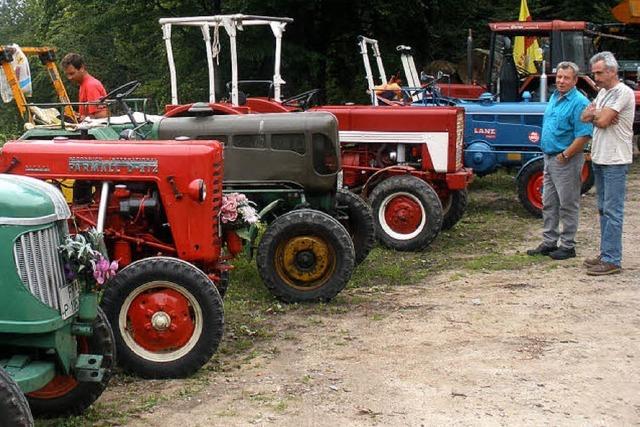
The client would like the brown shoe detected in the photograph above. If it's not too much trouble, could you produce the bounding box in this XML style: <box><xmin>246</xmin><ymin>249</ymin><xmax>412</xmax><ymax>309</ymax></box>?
<box><xmin>586</xmin><ymin>261</ymin><xmax>621</xmax><ymax>276</ymax></box>
<box><xmin>583</xmin><ymin>255</ymin><xmax>601</xmax><ymax>268</ymax></box>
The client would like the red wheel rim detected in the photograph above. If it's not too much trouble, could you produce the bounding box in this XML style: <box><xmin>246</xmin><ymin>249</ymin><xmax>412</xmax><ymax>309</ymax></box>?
<box><xmin>383</xmin><ymin>194</ymin><xmax>424</xmax><ymax>234</ymax></box>
<box><xmin>527</xmin><ymin>171</ymin><xmax>544</xmax><ymax>210</ymax></box>
<box><xmin>27</xmin><ymin>376</ymin><xmax>79</xmax><ymax>399</ymax></box>
<box><xmin>26</xmin><ymin>338</ymin><xmax>88</xmax><ymax>399</ymax></box>
<box><xmin>126</xmin><ymin>288</ymin><xmax>196</xmax><ymax>353</ymax></box>
<box><xmin>580</xmin><ymin>162</ymin><xmax>590</xmax><ymax>183</ymax></box>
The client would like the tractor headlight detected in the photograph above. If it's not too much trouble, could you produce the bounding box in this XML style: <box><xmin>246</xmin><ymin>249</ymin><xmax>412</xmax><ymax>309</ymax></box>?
<box><xmin>188</xmin><ymin>179</ymin><xmax>207</xmax><ymax>202</ymax></box>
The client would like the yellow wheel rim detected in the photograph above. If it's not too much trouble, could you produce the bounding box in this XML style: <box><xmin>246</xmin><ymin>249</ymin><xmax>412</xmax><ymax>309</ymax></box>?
<box><xmin>275</xmin><ymin>236</ymin><xmax>336</xmax><ymax>290</ymax></box>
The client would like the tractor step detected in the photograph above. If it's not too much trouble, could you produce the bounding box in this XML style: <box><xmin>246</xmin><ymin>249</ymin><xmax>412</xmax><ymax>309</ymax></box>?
<box><xmin>75</xmin><ymin>354</ymin><xmax>105</xmax><ymax>382</ymax></box>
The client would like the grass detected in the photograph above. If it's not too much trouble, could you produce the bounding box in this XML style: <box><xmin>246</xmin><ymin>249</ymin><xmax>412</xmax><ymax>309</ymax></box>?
<box><xmin>37</xmin><ymin>168</ymin><xmax>561</xmax><ymax>426</ymax></box>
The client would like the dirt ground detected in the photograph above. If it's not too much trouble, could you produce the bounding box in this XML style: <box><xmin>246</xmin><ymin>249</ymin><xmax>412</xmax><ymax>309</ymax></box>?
<box><xmin>117</xmin><ymin>166</ymin><xmax>639</xmax><ymax>427</ymax></box>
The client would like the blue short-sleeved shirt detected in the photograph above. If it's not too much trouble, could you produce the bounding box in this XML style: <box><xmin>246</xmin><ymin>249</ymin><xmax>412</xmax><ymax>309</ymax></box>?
<box><xmin>541</xmin><ymin>87</ymin><xmax>593</xmax><ymax>154</ymax></box>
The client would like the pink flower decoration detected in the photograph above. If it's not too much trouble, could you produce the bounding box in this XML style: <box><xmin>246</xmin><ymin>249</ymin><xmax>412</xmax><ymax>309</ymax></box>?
<box><xmin>93</xmin><ymin>255</ymin><xmax>119</xmax><ymax>286</ymax></box>
<box><xmin>221</xmin><ymin>193</ymin><xmax>259</xmax><ymax>225</ymax></box>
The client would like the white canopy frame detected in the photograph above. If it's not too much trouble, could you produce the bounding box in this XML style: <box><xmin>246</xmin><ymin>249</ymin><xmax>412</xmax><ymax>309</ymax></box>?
<box><xmin>358</xmin><ymin>35</ymin><xmax>425</xmax><ymax>105</ymax></box>
<box><xmin>159</xmin><ymin>14</ymin><xmax>293</xmax><ymax>106</ymax></box>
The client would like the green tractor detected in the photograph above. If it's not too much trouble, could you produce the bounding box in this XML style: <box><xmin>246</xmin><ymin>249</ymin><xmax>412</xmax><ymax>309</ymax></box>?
<box><xmin>0</xmin><ymin>174</ymin><xmax>115</xmax><ymax>425</ymax></box>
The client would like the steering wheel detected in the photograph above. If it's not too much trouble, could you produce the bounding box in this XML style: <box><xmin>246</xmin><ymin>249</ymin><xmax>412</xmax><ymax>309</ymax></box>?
<box><xmin>99</xmin><ymin>80</ymin><xmax>140</xmax><ymax>102</ymax></box>
<box><xmin>281</xmin><ymin>89</ymin><xmax>321</xmax><ymax>111</ymax></box>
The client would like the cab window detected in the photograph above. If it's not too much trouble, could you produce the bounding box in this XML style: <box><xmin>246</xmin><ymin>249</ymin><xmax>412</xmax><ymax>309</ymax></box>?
<box><xmin>271</xmin><ymin>134</ymin><xmax>306</xmax><ymax>155</ymax></box>
<box><xmin>312</xmin><ymin>133</ymin><xmax>339</xmax><ymax>175</ymax></box>
<box><xmin>232</xmin><ymin>134</ymin><xmax>266</xmax><ymax>149</ymax></box>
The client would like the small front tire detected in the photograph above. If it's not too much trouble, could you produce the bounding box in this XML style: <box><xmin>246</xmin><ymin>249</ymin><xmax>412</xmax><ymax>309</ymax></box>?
<box><xmin>27</xmin><ymin>307</ymin><xmax>115</xmax><ymax>417</ymax></box>
<box><xmin>369</xmin><ymin>175</ymin><xmax>443</xmax><ymax>251</ymax></box>
<box><xmin>257</xmin><ymin>209</ymin><xmax>355</xmax><ymax>303</ymax></box>
<box><xmin>101</xmin><ymin>257</ymin><xmax>224</xmax><ymax>379</ymax></box>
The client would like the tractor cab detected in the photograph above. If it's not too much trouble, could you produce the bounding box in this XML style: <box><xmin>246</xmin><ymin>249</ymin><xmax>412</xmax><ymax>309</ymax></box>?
<box><xmin>487</xmin><ymin>20</ymin><xmax>601</xmax><ymax>101</ymax></box>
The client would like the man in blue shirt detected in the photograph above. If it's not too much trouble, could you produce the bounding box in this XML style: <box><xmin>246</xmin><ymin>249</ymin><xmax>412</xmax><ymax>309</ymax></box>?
<box><xmin>527</xmin><ymin>61</ymin><xmax>593</xmax><ymax>260</ymax></box>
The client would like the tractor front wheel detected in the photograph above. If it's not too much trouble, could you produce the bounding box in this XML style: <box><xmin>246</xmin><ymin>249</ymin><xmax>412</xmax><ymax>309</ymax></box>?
<box><xmin>101</xmin><ymin>257</ymin><xmax>224</xmax><ymax>379</ymax></box>
<box><xmin>27</xmin><ymin>307</ymin><xmax>115</xmax><ymax>417</ymax></box>
<box><xmin>517</xmin><ymin>160</ymin><xmax>544</xmax><ymax>217</ymax></box>
<box><xmin>0</xmin><ymin>368</ymin><xmax>33</xmax><ymax>427</ymax></box>
<box><xmin>369</xmin><ymin>175</ymin><xmax>443</xmax><ymax>251</ymax></box>
<box><xmin>335</xmin><ymin>189</ymin><xmax>376</xmax><ymax>265</ymax></box>
<box><xmin>440</xmin><ymin>189</ymin><xmax>468</xmax><ymax>230</ymax></box>
<box><xmin>257</xmin><ymin>209</ymin><xmax>355</xmax><ymax>303</ymax></box>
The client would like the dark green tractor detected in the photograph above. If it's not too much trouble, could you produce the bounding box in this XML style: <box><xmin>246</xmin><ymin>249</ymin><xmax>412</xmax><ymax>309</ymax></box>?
<box><xmin>0</xmin><ymin>174</ymin><xmax>115</xmax><ymax>425</ymax></box>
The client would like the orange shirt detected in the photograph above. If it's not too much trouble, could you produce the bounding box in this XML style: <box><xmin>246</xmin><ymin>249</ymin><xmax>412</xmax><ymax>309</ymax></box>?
<box><xmin>78</xmin><ymin>73</ymin><xmax>107</xmax><ymax>118</ymax></box>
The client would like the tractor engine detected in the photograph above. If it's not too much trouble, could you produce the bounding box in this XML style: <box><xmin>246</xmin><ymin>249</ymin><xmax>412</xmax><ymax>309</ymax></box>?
<box><xmin>341</xmin><ymin>144</ymin><xmax>424</xmax><ymax>188</ymax></box>
<box><xmin>71</xmin><ymin>181</ymin><xmax>166</xmax><ymax>266</ymax></box>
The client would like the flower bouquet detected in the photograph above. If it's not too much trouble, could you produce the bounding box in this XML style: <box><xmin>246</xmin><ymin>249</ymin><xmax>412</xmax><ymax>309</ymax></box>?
<box><xmin>59</xmin><ymin>228</ymin><xmax>118</xmax><ymax>293</ymax></box>
<box><xmin>221</xmin><ymin>193</ymin><xmax>260</xmax><ymax>229</ymax></box>
<box><xmin>221</xmin><ymin>193</ymin><xmax>261</xmax><ymax>253</ymax></box>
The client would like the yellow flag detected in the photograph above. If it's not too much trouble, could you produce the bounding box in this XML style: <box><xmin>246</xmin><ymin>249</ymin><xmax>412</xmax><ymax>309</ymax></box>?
<box><xmin>513</xmin><ymin>0</ymin><xmax>543</xmax><ymax>74</ymax></box>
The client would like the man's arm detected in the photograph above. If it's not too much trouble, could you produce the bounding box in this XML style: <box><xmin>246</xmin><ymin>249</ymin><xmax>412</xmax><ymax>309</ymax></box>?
<box><xmin>580</xmin><ymin>103</ymin><xmax>596</xmax><ymax>123</ymax></box>
<box><xmin>558</xmin><ymin>135</ymin><xmax>591</xmax><ymax>162</ymax></box>
<box><xmin>592</xmin><ymin>107</ymin><xmax>618</xmax><ymax>128</ymax></box>
<box><xmin>83</xmin><ymin>81</ymin><xmax>108</xmax><ymax>119</ymax></box>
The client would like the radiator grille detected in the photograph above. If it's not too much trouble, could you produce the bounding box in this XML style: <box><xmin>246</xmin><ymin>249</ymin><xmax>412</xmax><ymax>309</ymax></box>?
<box><xmin>13</xmin><ymin>222</ymin><xmax>67</xmax><ymax>311</ymax></box>
<box><xmin>456</xmin><ymin>111</ymin><xmax>464</xmax><ymax>170</ymax></box>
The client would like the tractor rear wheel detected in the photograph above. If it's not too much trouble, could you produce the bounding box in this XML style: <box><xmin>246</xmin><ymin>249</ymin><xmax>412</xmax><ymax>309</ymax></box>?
<box><xmin>335</xmin><ymin>189</ymin><xmax>376</xmax><ymax>264</ymax></box>
<box><xmin>518</xmin><ymin>159</ymin><xmax>592</xmax><ymax>217</ymax></box>
<box><xmin>369</xmin><ymin>175</ymin><xmax>443</xmax><ymax>251</ymax></box>
<box><xmin>0</xmin><ymin>368</ymin><xmax>33</xmax><ymax>427</ymax></box>
<box><xmin>580</xmin><ymin>160</ymin><xmax>594</xmax><ymax>194</ymax></box>
<box><xmin>101</xmin><ymin>257</ymin><xmax>223</xmax><ymax>379</ymax></box>
<box><xmin>441</xmin><ymin>189</ymin><xmax>468</xmax><ymax>230</ymax></box>
<box><xmin>257</xmin><ymin>209</ymin><xmax>355</xmax><ymax>303</ymax></box>
<box><xmin>517</xmin><ymin>159</ymin><xmax>544</xmax><ymax>217</ymax></box>
<box><xmin>27</xmin><ymin>307</ymin><xmax>115</xmax><ymax>417</ymax></box>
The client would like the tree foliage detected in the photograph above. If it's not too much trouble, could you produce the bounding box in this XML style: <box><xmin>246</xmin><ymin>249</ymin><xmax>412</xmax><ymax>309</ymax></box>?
<box><xmin>0</xmin><ymin>0</ymin><xmax>625</xmax><ymax>135</ymax></box>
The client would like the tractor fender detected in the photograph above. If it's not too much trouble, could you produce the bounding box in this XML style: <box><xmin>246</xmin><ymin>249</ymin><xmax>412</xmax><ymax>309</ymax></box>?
<box><xmin>361</xmin><ymin>165</ymin><xmax>417</xmax><ymax>200</ymax></box>
<box><xmin>515</xmin><ymin>155</ymin><xmax>544</xmax><ymax>182</ymax></box>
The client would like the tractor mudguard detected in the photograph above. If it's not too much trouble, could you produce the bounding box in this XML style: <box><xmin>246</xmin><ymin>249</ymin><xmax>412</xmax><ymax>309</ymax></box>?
<box><xmin>515</xmin><ymin>154</ymin><xmax>544</xmax><ymax>182</ymax></box>
<box><xmin>361</xmin><ymin>165</ymin><xmax>417</xmax><ymax>199</ymax></box>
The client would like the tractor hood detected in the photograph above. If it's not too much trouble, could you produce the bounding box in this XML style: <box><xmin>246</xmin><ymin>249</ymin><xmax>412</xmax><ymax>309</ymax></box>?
<box><xmin>0</xmin><ymin>174</ymin><xmax>70</xmax><ymax>225</ymax></box>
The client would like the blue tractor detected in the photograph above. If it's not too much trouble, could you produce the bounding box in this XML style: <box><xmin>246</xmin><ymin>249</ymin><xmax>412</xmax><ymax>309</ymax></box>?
<box><xmin>458</xmin><ymin>98</ymin><xmax>593</xmax><ymax>216</ymax></box>
<box><xmin>358</xmin><ymin>37</ymin><xmax>594</xmax><ymax>217</ymax></box>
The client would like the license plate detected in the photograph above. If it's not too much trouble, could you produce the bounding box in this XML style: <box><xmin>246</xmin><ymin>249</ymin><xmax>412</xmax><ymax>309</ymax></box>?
<box><xmin>59</xmin><ymin>281</ymin><xmax>80</xmax><ymax>320</ymax></box>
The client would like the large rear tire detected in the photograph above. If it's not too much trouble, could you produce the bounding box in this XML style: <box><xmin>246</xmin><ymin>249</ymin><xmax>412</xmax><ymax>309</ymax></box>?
<box><xmin>101</xmin><ymin>257</ymin><xmax>223</xmax><ymax>379</ymax></box>
<box><xmin>517</xmin><ymin>159</ymin><xmax>544</xmax><ymax>217</ymax></box>
<box><xmin>440</xmin><ymin>189</ymin><xmax>468</xmax><ymax>230</ymax></box>
<box><xmin>257</xmin><ymin>209</ymin><xmax>355</xmax><ymax>303</ymax></box>
<box><xmin>0</xmin><ymin>368</ymin><xmax>33</xmax><ymax>427</ymax></box>
<box><xmin>335</xmin><ymin>189</ymin><xmax>376</xmax><ymax>264</ymax></box>
<box><xmin>580</xmin><ymin>160</ymin><xmax>594</xmax><ymax>195</ymax></box>
<box><xmin>369</xmin><ymin>175</ymin><xmax>443</xmax><ymax>251</ymax></box>
<box><xmin>27</xmin><ymin>307</ymin><xmax>115</xmax><ymax>417</ymax></box>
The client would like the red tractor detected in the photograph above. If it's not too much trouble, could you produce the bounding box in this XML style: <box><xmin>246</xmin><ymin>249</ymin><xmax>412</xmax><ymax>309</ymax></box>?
<box><xmin>1</xmin><ymin>138</ymin><xmax>230</xmax><ymax>379</ymax></box>
<box><xmin>159</xmin><ymin>14</ymin><xmax>473</xmax><ymax>251</ymax></box>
